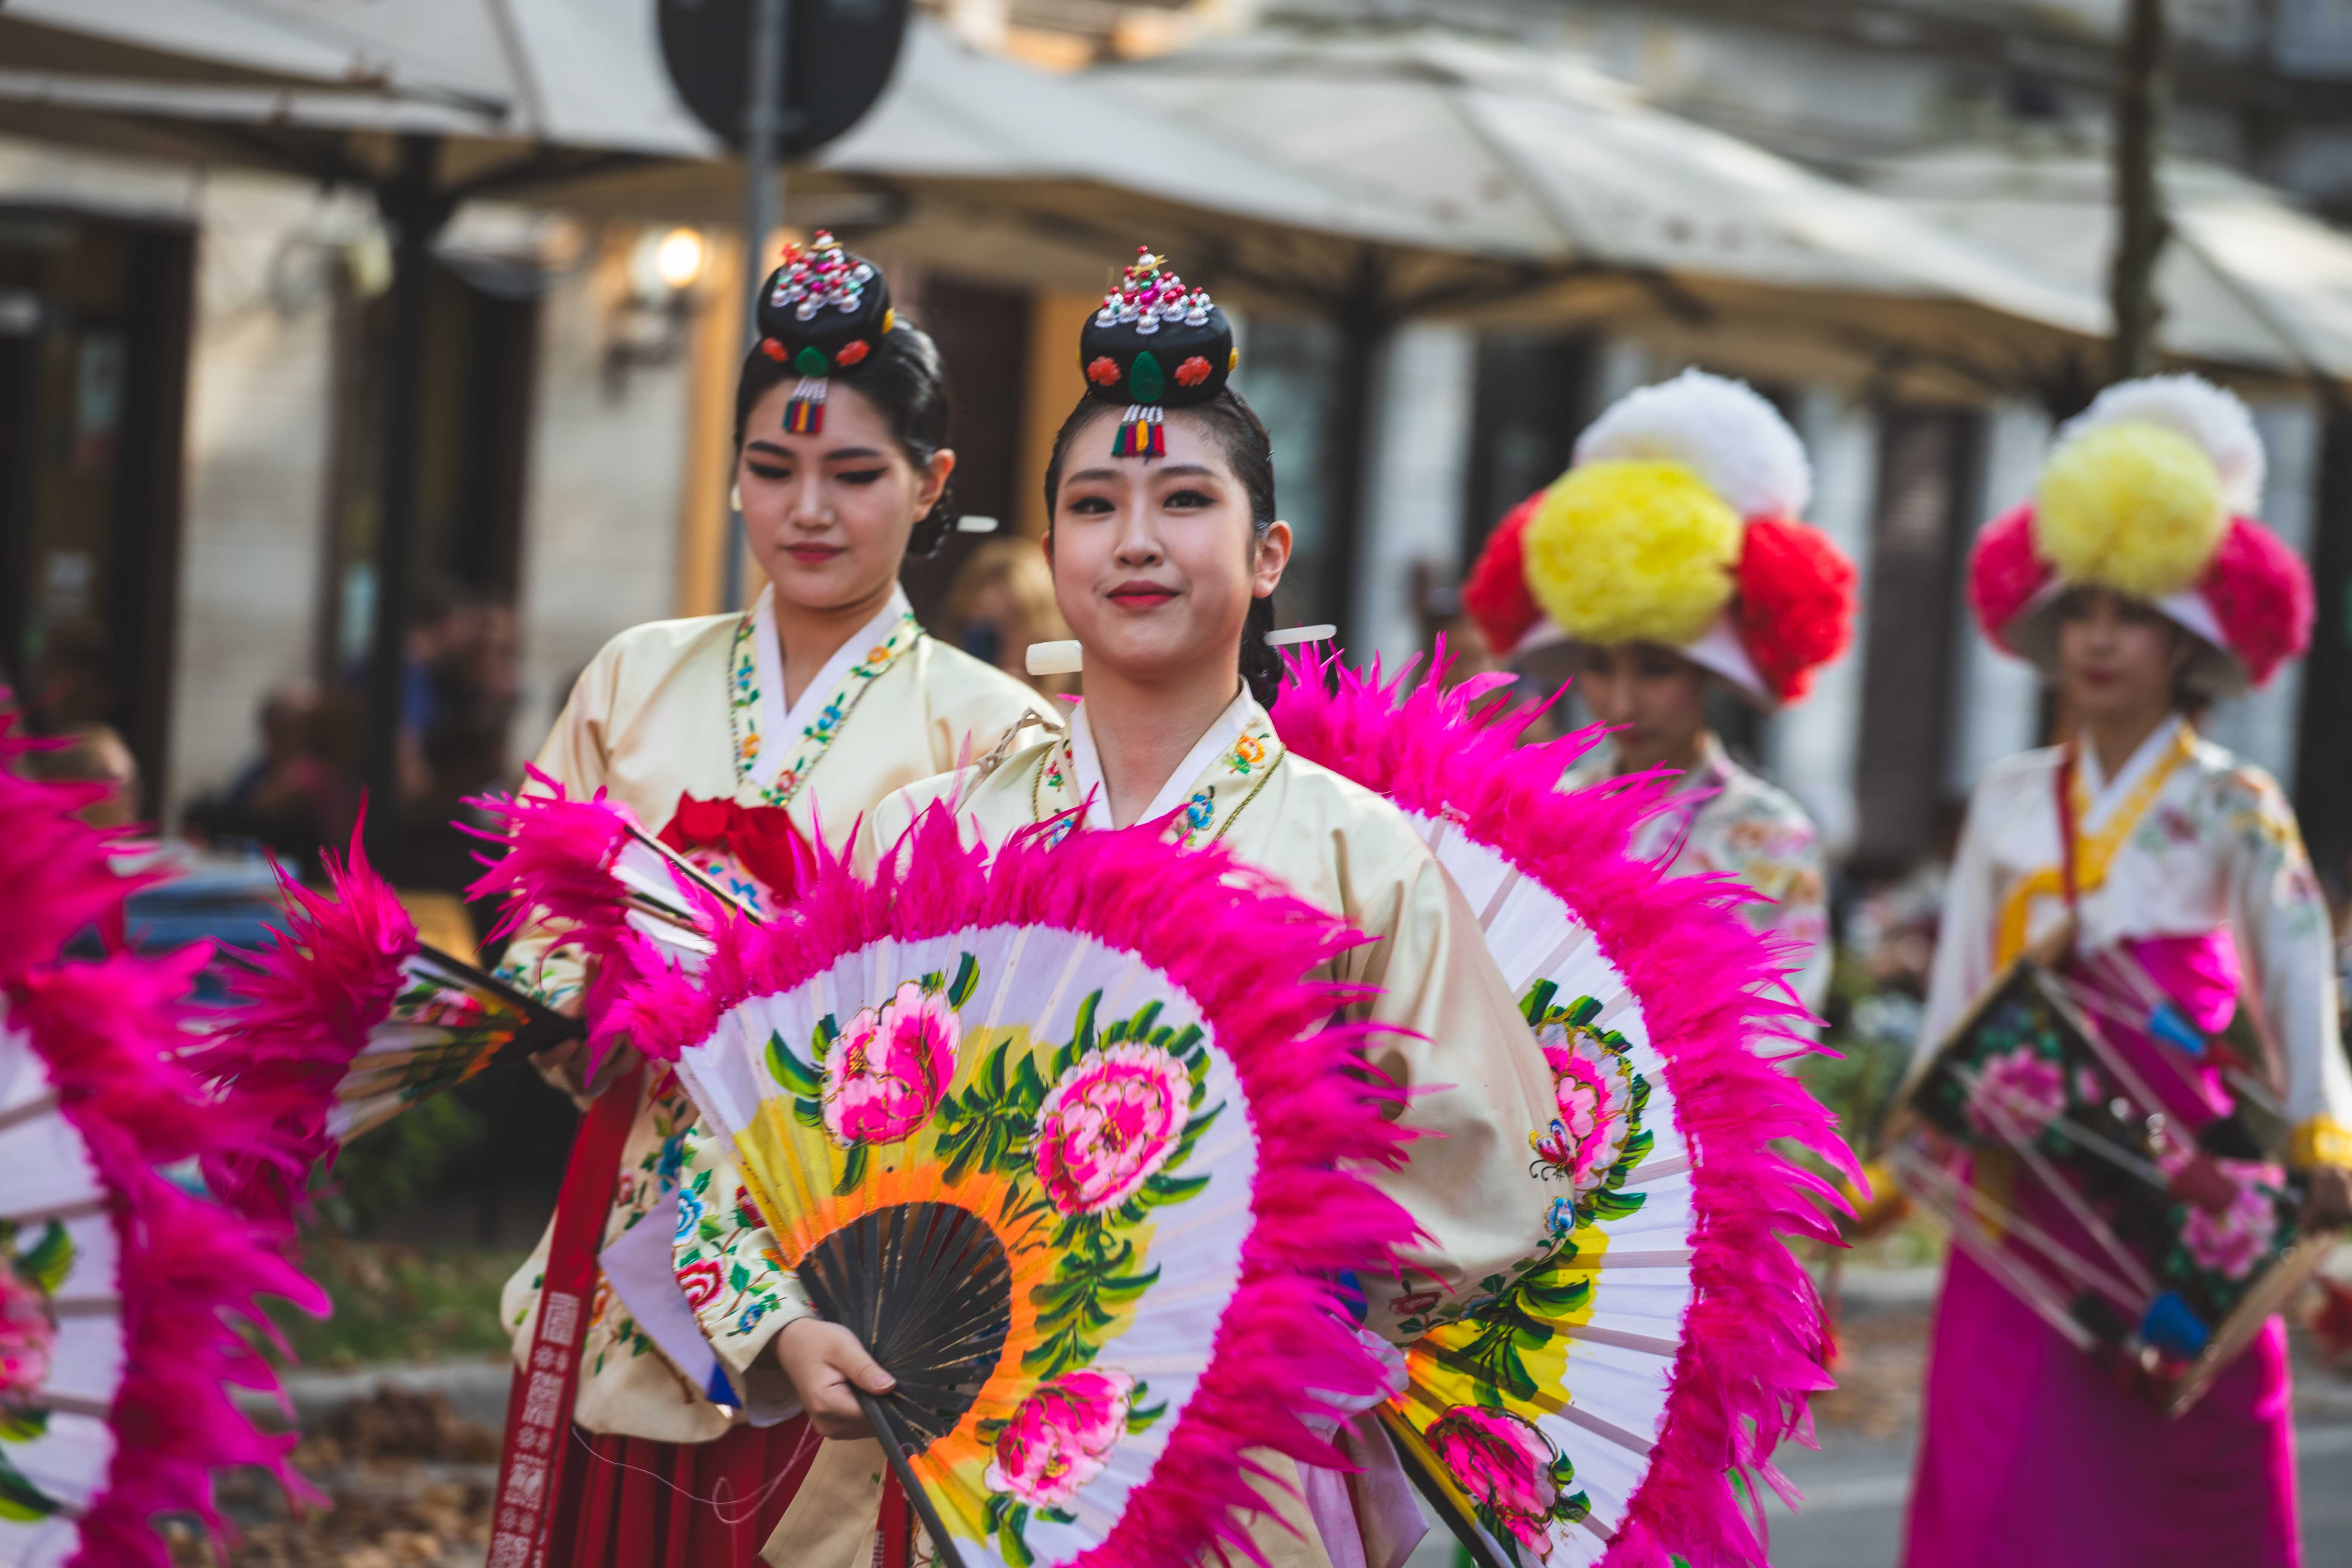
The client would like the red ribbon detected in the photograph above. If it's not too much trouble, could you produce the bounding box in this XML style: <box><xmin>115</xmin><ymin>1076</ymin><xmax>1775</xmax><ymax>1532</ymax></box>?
<box><xmin>486</xmin><ymin>1064</ymin><xmax>643</xmax><ymax>1568</ymax></box>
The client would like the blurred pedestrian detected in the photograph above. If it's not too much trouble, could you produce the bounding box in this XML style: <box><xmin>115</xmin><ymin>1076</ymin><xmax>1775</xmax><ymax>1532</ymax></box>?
<box><xmin>935</xmin><ymin>534</ymin><xmax>1076</xmax><ymax>697</ymax></box>
<box><xmin>19</xmin><ymin>720</ymin><xmax>139</xmax><ymax>829</ymax></box>
<box><xmin>486</xmin><ymin>237</ymin><xmax>1055</xmax><ymax>1568</ymax></box>
<box><xmin>1909</xmin><ymin>376</ymin><xmax>2352</xmax><ymax>1568</ymax></box>
<box><xmin>183</xmin><ymin>682</ymin><xmax>358</xmax><ymax>873</ymax></box>
<box><xmin>1459</xmin><ymin>370</ymin><xmax>1857</xmax><ymax>1028</ymax></box>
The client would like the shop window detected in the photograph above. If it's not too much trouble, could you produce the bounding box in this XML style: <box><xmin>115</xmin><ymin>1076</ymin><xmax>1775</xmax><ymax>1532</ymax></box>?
<box><xmin>0</xmin><ymin>207</ymin><xmax>194</xmax><ymax>813</ymax></box>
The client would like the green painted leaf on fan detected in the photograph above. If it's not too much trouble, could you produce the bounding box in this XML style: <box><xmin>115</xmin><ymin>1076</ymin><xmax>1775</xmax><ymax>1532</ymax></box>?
<box><xmin>1072</xmin><ymin>990</ymin><xmax>1101</xmax><ymax>1059</ymax></box>
<box><xmin>1520</xmin><ymin>978</ymin><xmax>1560</xmax><ymax>1025</ymax></box>
<box><xmin>0</xmin><ymin>1407</ymin><xmax>47</xmax><ymax>1443</ymax></box>
<box><xmin>1126</xmin><ymin>1381</ymin><xmax>1166</xmax><ymax>1434</ymax></box>
<box><xmin>919</xmin><ymin>969</ymin><xmax>945</xmax><ymax>995</ymax></box>
<box><xmin>18</xmin><ymin>1220</ymin><xmax>72</xmax><ymax>1295</ymax></box>
<box><xmin>1139</xmin><ymin>1171</ymin><xmax>1210</xmax><ymax>1207</ymax></box>
<box><xmin>814</xmin><ymin>1015</ymin><xmax>840</xmax><ymax>1061</ymax></box>
<box><xmin>0</xmin><ymin>1454</ymin><xmax>59</xmax><ymax>1522</ymax></box>
<box><xmin>1566</xmin><ymin>993</ymin><xmax>1602</xmax><ymax>1027</ymax></box>
<box><xmin>997</xmin><ymin>1501</ymin><xmax>1036</xmax><ymax>1567</ymax></box>
<box><xmin>1168</xmin><ymin>1023</ymin><xmax>1203</xmax><ymax>1063</ymax></box>
<box><xmin>947</xmin><ymin>952</ymin><xmax>980</xmax><ymax>1009</ymax></box>
<box><xmin>1588</xmin><ymin>1188</ymin><xmax>1648</xmax><ymax>1221</ymax></box>
<box><xmin>835</xmin><ymin>1142</ymin><xmax>869</xmax><ymax>1197</ymax></box>
<box><xmin>1037</xmin><ymin>1507</ymin><xmax>1077</xmax><ymax>1525</ymax></box>
<box><xmin>793</xmin><ymin>1097</ymin><xmax>826</xmax><ymax>1130</ymax></box>
<box><xmin>767</xmin><ymin>1031</ymin><xmax>821</xmax><ymax>1096</ymax></box>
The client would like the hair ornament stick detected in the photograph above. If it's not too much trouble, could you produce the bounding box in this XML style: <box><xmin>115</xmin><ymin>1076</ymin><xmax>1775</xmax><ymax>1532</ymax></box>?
<box><xmin>1025</xmin><ymin>639</ymin><xmax>1084</xmax><ymax>676</ymax></box>
<box><xmin>1265</xmin><ymin>624</ymin><xmax>1337</xmax><ymax>648</ymax></box>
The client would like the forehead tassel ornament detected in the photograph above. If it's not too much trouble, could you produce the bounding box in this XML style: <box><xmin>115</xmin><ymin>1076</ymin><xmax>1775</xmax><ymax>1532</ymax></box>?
<box><xmin>1078</xmin><ymin>247</ymin><xmax>1237</xmax><ymax>459</ymax></box>
<box><xmin>756</xmin><ymin>230</ymin><xmax>895</xmax><ymax>437</ymax></box>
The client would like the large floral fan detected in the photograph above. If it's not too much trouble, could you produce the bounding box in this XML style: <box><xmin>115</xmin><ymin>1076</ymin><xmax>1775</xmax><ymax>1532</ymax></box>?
<box><xmin>1</xmin><ymin>715</ymin><xmax>324</xmax><ymax>1568</ymax></box>
<box><xmin>616</xmin><ymin>805</ymin><xmax>1413</xmax><ymax>1568</ymax></box>
<box><xmin>1272</xmin><ymin>647</ymin><xmax>1853</xmax><ymax>1568</ymax></box>
<box><xmin>190</xmin><ymin>828</ymin><xmax>581</xmax><ymax>1224</ymax></box>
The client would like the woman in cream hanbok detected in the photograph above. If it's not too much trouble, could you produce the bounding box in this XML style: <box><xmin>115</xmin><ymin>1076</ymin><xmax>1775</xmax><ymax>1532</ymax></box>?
<box><xmin>671</xmin><ymin>258</ymin><xmax>1557</xmax><ymax>1568</ymax></box>
<box><xmin>1907</xmin><ymin>377</ymin><xmax>2352</xmax><ymax>1568</ymax></box>
<box><xmin>494</xmin><ymin>237</ymin><xmax>1054</xmax><ymax>1567</ymax></box>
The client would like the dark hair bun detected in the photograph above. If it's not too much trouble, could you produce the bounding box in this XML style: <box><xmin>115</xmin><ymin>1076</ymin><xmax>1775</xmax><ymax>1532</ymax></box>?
<box><xmin>1078</xmin><ymin>247</ymin><xmax>1235</xmax><ymax>412</ymax></box>
<box><xmin>755</xmin><ymin>231</ymin><xmax>894</xmax><ymax>380</ymax></box>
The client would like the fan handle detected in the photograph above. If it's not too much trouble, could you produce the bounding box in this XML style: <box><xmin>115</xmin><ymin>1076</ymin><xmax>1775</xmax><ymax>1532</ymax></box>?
<box><xmin>855</xmin><ymin>1387</ymin><xmax>971</xmax><ymax>1568</ymax></box>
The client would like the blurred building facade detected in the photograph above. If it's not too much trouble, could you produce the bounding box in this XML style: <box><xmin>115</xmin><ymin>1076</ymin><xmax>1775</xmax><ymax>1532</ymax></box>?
<box><xmin>4</xmin><ymin>0</ymin><xmax>2349</xmax><ymax>902</ymax></box>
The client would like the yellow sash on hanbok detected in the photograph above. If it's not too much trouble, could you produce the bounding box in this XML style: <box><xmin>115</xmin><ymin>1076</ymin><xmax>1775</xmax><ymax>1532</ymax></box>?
<box><xmin>1993</xmin><ymin>725</ymin><xmax>2196</xmax><ymax>968</ymax></box>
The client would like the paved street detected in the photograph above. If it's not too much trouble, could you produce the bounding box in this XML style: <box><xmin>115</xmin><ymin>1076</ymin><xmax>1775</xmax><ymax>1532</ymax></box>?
<box><xmin>1404</xmin><ymin>1265</ymin><xmax>2352</xmax><ymax>1568</ymax></box>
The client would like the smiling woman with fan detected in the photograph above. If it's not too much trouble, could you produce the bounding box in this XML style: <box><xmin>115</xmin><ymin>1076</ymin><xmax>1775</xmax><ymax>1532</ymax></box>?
<box><xmin>481</xmin><ymin>236</ymin><xmax>1057</xmax><ymax>1568</ymax></box>
<box><xmin>656</xmin><ymin>252</ymin><xmax>1575</xmax><ymax>1568</ymax></box>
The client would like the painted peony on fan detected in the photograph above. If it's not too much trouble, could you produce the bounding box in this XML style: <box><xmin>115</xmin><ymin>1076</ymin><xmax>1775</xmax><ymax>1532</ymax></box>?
<box><xmin>1</xmin><ymin>715</ymin><xmax>321</xmax><ymax>1568</ymax></box>
<box><xmin>615</xmin><ymin>806</ymin><xmax>1411</xmax><ymax>1568</ymax></box>
<box><xmin>1273</xmin><ymin>648</ymin><xmax>1851</xmax><ymax>1568</ymax></box>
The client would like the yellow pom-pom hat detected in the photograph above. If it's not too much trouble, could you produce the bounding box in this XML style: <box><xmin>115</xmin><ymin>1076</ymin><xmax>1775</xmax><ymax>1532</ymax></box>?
<box><xmin>1966</xmin><ymin>375</ymin><xmax>2313</xmax><ymax>694</ymax></box>
<box><xmin>1462</xmin><ymin>371</ymin><xmax>1857</xmax><ymax>706</ymax></box>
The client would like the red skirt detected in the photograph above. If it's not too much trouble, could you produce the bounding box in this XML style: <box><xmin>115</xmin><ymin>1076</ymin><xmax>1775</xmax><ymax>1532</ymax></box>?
<box><xmin>545</xmin><ymin>1418</ymin><xmax>820</xmax><ymax>1568</ymax></box>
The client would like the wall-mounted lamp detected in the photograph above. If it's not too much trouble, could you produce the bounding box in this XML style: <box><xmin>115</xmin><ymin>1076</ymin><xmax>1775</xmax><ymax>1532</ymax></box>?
<box><xmin>606</xmin><ymin>226</ymin><xmax>709</xmax><ymax>395</ymax></box>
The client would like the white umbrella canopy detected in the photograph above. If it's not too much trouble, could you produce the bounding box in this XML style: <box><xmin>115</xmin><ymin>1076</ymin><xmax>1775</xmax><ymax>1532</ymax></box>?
<box><xmin>0</xmin><ymin>0</ymin><xmax>715</xmax><ymax>156</ymax></box>
<box><xmin>1870</xmin><ymin>144</ymin><xmax>2352</xmax><ymax>389</ymax></box>
<box><xmin>1100</xmin><ymin>24</ymin><xmax>2104</xmax><ymax>377</ymax></box>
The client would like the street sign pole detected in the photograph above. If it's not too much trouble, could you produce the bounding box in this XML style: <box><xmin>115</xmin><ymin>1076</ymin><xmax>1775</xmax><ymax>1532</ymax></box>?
<box><xmin>727</xmin><ymin>0</ymin><xmax>789</xmax><ymax>612</ymax></box>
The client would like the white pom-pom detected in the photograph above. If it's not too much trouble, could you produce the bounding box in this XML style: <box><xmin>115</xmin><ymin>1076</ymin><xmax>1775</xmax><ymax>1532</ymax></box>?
<box><xmin>2054</xmin><ymin>374</ymin><xmax>2264</xmax><ymax>514</ymax></box>
<box><xmin>1571</xmin><ymin>368</ymin><xmax>1812</xmax><ymax>519</ymax></box>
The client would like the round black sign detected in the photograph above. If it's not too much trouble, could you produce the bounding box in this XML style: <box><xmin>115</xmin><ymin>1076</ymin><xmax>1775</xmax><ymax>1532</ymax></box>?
<box><xmin>658</xmin><ymin>0</ymin><xmax>910</xmax><ymax>158</ymax></box>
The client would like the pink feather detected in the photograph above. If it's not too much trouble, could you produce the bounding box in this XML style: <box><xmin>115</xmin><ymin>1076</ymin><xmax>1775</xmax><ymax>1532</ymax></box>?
<box><xmin>462</xmin><ymin>769</ymin><xmax>717</xmax><ymax>1073</ymax></box>
<box><xmin>613</xmin><ymin>805</ymin><xmax>1416</xmax><ymax>1568</ymax></box>
<box><xmin>2</xmin><ymin>711</ymin><xmax>327</xmax><ymax>1567</ymax></box>
<box><xmin>187</xmin><ymin>822</ymin><xmax>419</xmax><ymax>1222</ymax></box>
<box><xmin>1272</xmin><ymin>644</ymin><xmax>1854</xmax><ymax>1568</ymax></box>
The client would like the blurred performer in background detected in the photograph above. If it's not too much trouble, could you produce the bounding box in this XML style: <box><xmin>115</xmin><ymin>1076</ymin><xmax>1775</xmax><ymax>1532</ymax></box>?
<box><xmin>493</xmin><ymin>236</ymin><xmax>1054</xmax><ymax>1568</ymax></box>
<box><xmin>1910</xmin><ymin>375</ymin><xmax>2352</xmax><ymax>1568</ymax></box>
<box><xmin>1459</xmin><ymin>371</ymin><xmax>1856</xmax><ymax>1027</ymax></box>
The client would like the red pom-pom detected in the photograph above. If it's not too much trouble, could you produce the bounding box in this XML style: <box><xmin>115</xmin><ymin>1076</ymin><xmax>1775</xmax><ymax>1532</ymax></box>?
<box><xmin>1966</xmin><ymin>502</ymin><xmax>2052</xmax><ymax>652</ymax></box>
<box><xmin>833</xmin><ymin>338</ymin><xmax>870</xmax><ymax>368</ymax></box>
<box><xmin>1461</xmin><ymin>492</ymin><xmax>1546</xmax><ymax>656</ymax></box>
<box><xmin>1732</xmin><ymin>514</ymin><xmax>1856</xmax><ymax>703</ymax></box>
<box><xmin>1086</xmin><ymin>355</ymin><xmax>1121</xmax><ymax>386</ymax></box>
<box><xmin>2199</xmin><ymin>515</ymin><xmax>2313</xmax><ymax>687</ymax></box>
<box><xmin>758</xmin><ymin>337</ymin><xmax>787</xmax><ymax>362</ymax></box>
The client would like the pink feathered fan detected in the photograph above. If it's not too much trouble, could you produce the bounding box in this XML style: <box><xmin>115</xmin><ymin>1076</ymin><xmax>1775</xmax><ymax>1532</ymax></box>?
<box><xmin>1273</xmin><ymin>646</ymin><xmax>1853</xmax><ymax>1568</ymax></box>
<box><xmin>609</xmin><ymin>805</ymin><xmax>1414</xmax><ymax>1568</ymax></box>
<box><xmin>1</xmin><ymin>714</ymin><xmax>324</xmax><ymax>1567</ymax></box>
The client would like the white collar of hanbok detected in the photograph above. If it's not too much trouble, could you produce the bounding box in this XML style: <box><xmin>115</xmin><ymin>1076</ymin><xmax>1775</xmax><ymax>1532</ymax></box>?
<box><xmin>1036</xmin><ymin>686</ymin><xmax>1282</xmax><ymax>845</ymax></box>
<box><xmin>731</xmin><ymin>583</ymin><xmax>921</xmax><ymax>801</ymax></box>
<box><xmin>2073</xmin><ymin>714</ymin><xmax>2189</xmax><ymax>834</ymax></box>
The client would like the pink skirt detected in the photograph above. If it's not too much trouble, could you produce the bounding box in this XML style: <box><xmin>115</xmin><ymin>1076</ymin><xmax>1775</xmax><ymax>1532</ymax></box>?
<box><xmin>1904</xmin><ymin>1248</ymin><xmax>2300</xmax><ymax>1568</ymax></box>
